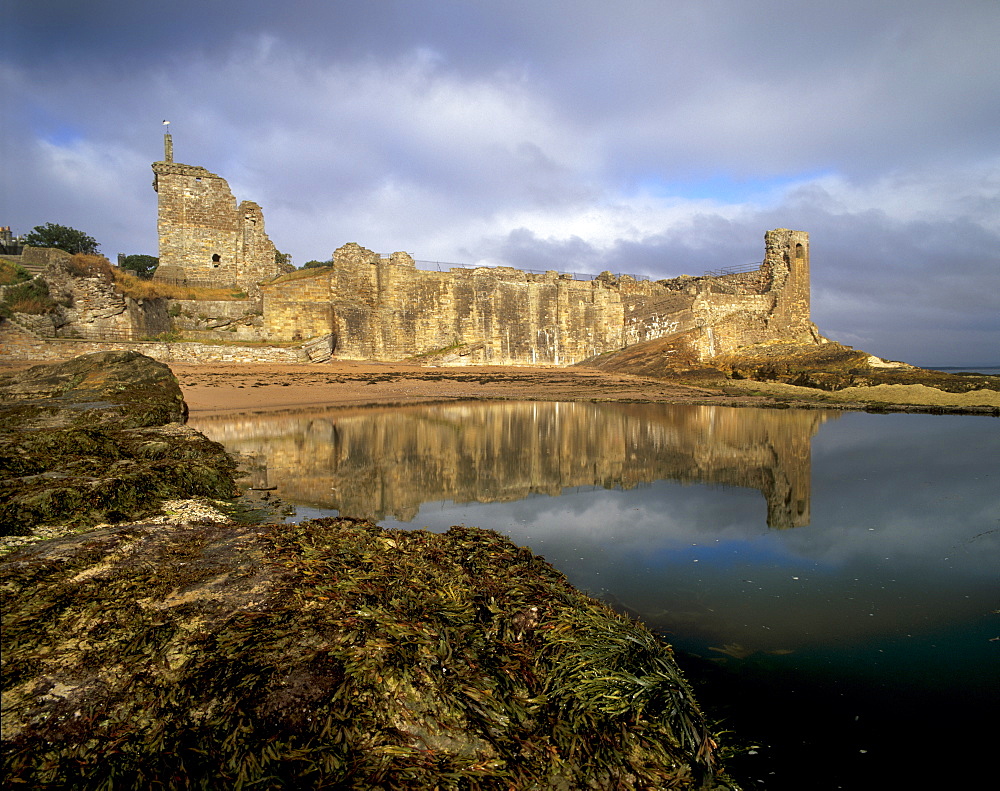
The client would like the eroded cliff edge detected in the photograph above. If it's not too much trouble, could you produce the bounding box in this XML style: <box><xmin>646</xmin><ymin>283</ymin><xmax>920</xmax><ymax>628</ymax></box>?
<box><xmin>579</xmin><ymin>335</ymin><xmax>1000</xmax><ymax>414</ymax></box>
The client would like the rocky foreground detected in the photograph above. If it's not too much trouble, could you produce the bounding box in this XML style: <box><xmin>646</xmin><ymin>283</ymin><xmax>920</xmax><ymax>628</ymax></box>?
<box><xmin>0</xmin><ymin>351</ymin><xmax>237</xmax><ymax>537</ymax></box>
<box><xmin>1</xmin><ymin>352</ymin><xmax>737</xmax><ymax>789</ymax></box>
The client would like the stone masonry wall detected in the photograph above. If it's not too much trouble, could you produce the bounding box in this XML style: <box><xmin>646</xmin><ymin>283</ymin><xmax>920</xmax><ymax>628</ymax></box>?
<box><xmin>0</xmin><ymin>320</ymin><xmax>310</xmax><ymax>364</ymax></box>
<box><xmin>273</xmin><ymin>244</ymin><xmax>638</xmax><ymax>365</ymax></box>
<box><xmin>152</xmin><ymin>163</ymin><xmax>242</xmax><ymax>284</ymax></box>
<box><xmin>151</xmin><ymin>144</ymin><xmax>290</xmax><ymax>296</ymax></box>
<box><xmin>263</xmin><ymin>271</ymin><xmax>334</xmax><ymax>343</ymax></box>
<box><xmin>41</xmin><ymin>260</ymin><xmax>133</xmax><ymax>338</ymax></box>
<box><xmin>20</xmin><ymin>247</ymin><xmax>72</xmax><ymax>268</ymax></box>
<box><xmin>761</xmin><ymin>228</ymin><xmax>813</xmax><ymax>340</ymax></box>
<box><xmin>260</xmin><ymin>231</ymin><xmax>815</xmax><ymax>366</ymax></box>
<box><xmin>168</xmin><ymin>299</ymin><xmax>264</xmax><ymax>343</ymax></box>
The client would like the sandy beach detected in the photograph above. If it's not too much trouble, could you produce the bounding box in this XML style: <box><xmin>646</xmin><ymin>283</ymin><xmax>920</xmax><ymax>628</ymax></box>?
<box><xmin>166</xmin><ymin>361</ymin><xmax>771</xmax><ymax>415</ymax></box>
<box><xmin>3</xmin><ymin>358</ymin><xmax>997</xmax><ymax>413</ymax></box>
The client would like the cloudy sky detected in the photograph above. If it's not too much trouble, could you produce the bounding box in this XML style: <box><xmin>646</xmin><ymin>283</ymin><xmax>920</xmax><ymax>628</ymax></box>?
<box><xmin>2</xmin><ymin>0</ymin><xmax>998</xmax><ymax>366</ymax></box>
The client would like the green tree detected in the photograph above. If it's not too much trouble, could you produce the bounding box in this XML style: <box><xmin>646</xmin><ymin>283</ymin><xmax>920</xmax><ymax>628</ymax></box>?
<box><xmin>120</xmin><ymin>254</ymin><xmax>159</xmax><ymax>279</ymax></box>
<box><xmin>22</xmin><ymin>223</ymin><xmax>100</xmax><ymax>255</ymax></box>
<box><xmin>302</xmin><ymin>259</ymin><xmax>333</xmax><ymax>269</ymax></box>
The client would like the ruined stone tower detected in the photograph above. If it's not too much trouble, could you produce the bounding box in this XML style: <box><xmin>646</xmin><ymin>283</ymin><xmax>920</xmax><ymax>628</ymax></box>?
<box><xmin>761</xmin><ymin>228</ymin><xmax>812</xmax><ymax>341</ymax></box>
<box><xmin>151</xmin><ymin>132</ymin><xmax>289</xmax><ymax>294</ymax></box>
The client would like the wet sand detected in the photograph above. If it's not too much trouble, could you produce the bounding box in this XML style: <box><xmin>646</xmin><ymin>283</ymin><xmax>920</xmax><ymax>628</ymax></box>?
<box><xmin>165</xmin><ymin>361</ymin><xmax>764</xmax><ymax>415</ymax></box>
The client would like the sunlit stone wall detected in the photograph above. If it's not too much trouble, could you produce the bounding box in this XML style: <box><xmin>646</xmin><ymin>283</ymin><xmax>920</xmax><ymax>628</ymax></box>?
<box><xmin>151</xmin><ymin>135</ymin><xmax>290</xmax><ymax>295</ymax></box>
<box><xmin>261</xmin><ymin>231</ymin><xmax>815</xmax><ymax>366</ymax></box>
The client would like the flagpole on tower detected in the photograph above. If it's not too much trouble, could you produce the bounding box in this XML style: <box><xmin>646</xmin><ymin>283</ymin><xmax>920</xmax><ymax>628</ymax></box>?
<box><xmin>162</xmin><ymin>120</ymin><xmax>173</xmax><ymax>163</ymax></box>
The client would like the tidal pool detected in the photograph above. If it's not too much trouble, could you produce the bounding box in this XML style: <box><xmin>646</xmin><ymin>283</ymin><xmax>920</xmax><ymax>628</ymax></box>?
<box><xmin>191</xmin><ymin>403</ymin><xmax>999</xmax><ymax>790</ymax></box>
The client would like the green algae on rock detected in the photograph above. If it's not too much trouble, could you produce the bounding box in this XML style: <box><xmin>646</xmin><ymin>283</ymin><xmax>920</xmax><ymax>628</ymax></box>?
<box><xmin>1</xmin><ymin>517</ymin><xmax>736</xmax><ymax>790</ymax></box>
<box><xmin>0</xmin><ymin>352</ymin><xmax>237</xmax><ymax>536</ymax></box>
<box><xmin>0</xmin><ymin>350</ymin><xmax>189</xmax><ymax>429</ymax></box>
<box><xmin>708</xmin><ymin>341</ymin><xmax>1000</xmax><ymax>394</ymax></box>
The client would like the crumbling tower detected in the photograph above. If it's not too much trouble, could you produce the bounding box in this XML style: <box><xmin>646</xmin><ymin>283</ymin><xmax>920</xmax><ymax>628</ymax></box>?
<box><xmin>151</xmin><ymin>131</ymin><xmax>288</xmax><ymax>294</ymax></box>
<box><xmin>761</xmin><ymin>228</ymin><xmax>815</xmax><ymax>342</ymax></box>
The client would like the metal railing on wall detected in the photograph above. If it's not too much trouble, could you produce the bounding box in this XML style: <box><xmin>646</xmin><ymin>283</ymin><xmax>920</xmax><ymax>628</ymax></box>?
<box><xmin>406</xmin><ymin>256</ymin><xmax>762</xmax><ymax>282</ymax></box>
<box><xmin>145</xmin><ymin>256</ymin><xmax>763</xmax><ymax>289</ymax></box>
<box><xmin>703</xmin><ymin>261</ymin><xmax>762</xmax><ymax>277</ymax></box>
<box><xmin>413</xmin><ymin>259</ymin><xmax>652</xmax><ymax>282</ymax></box>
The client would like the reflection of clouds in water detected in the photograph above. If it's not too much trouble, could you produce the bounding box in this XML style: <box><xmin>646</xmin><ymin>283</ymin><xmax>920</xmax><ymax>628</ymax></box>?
<box><xmin>404</xmin><ymin>482</ymin><xmax>770</xmax><ymax>555</ymax></box>
<box><xmin>779</xmin><ymin>513</ymin><xmax>1000</xmax><ymax>576</ymax></box>
<box><xmin>505</xmin><ymin>485</ymin><xmax>767</xmax><ymax>548</ymax></box>
<box><xmin>779</xmin><ymin>412</ymin><xmax>1000</xmax><ymax>573</ymax></box>
<box><xmin>495</xmin><ymin>476</ymin><xmax>998</xmax><ymax>584</ymax></box>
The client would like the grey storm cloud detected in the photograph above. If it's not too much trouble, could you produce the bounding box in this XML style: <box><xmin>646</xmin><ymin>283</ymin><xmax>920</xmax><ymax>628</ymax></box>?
<box><xmin>2</xmin><ymin>0</ymin><xmax>998</xmax><ymax>365</ymax></box>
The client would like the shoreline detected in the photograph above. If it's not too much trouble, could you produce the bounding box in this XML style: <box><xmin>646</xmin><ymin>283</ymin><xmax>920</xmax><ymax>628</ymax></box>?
<box><xmin>2</xmin><ymin>354</ymin><xmax>992</xmax><ymax>788</ymax></box>
<box><xmin>2</xmin><ymin>358</ymin><xmax>997</xmax><ymax>416</ymax></box>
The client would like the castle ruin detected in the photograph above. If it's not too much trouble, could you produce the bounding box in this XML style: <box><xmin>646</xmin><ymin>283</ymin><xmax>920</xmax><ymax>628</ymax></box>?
<box><xmin>151</xmin><ymin>133</ymin><xmax>291</xmax><ymax>295</ymax></box>
<box><xmin>148</xmin><ymin>139</ymin><xmax>817</xmax><ymax>366</ymax></box>
<box><xmin>261</xmin><ymin>229</ymin><xmax>817</xmax><ymax>366</ymax></box>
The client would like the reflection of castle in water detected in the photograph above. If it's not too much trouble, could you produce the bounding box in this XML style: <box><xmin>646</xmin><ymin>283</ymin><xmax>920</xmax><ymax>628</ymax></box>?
<box><xmin>190</xmin><ymin>403</ymin><xmax>838</xmax><ymax>529</ymax></box>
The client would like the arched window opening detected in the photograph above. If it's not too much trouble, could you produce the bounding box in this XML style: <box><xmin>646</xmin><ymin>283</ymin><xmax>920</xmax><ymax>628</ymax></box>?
<box><xmin>211</xmin><ymin>253</ymin><xmax>221</xmax><ymax>268</ymax></box>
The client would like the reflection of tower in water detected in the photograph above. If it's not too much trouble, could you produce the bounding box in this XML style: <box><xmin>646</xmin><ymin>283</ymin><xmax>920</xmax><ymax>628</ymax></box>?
<box><xmin>190</xmin><ymin>403</ymin><xmax>836</xmax><ymax>528</ymax></box>
<box><xmin>683</xmin><ymin>405</ymin><xmax>817</xmax><ymax>528</ymax></box>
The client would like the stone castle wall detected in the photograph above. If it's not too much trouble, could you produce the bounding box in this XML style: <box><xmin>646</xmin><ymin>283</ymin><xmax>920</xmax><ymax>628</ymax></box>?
<box><xmin>261</xmin><ymin>229</ymin><xmax>815</xmax><ymax>366</ymax></box>
<box><xmin>143</xmin><ymin>144</ymin><xmax>814</xmax><ymax>366</ymax></box>
<box><xmin>167</xmin><ymin>299</ymin><xmax>265</xmax><ymax>343</ymax></box>
<box><xmin>151</xmin><ymin>136</ymin><xmax>291</xmax><ymax>296</ymax></box>
<box><xmin>2</xmin><ymin>229</ymin><xmax>814</xmax><ymax>367</ymax></box>
<box><xmin>20</xmin><ymin>247</ymin><xmax>72</xmax><ymax>268</ymax></box>
<box><xmin>0</xmin><ymin>320</ymin><xmax>312</xmax><ymax>364</ymax></box>
<box><xmin>6</xmin><ymin>137</ymin><xmax>816</xmax><ymax>367</ymax></box>
<box><xmin>264</xmin><ymin>246</ymin><xmax>635</xmax><ymax>364</ymax></box>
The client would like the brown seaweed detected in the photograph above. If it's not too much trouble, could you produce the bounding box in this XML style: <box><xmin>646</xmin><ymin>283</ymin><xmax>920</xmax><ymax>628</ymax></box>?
<box><xmin>2</xmin><ymin>517</ymin><xmax>736</xmax><ymax>789</ymax></box>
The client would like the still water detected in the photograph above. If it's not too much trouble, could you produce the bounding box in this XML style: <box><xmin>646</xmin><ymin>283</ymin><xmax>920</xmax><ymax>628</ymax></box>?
<box><xmin>190</xmin><ymin>403</ymin><xmax>999</xmax><ymax>790</ymax></box>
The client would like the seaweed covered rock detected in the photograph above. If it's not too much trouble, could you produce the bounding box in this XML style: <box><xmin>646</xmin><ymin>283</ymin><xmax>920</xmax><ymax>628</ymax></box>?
<box><xmin>1</xmin><ymin>517</ymin><xmax>735</xmax><ymax>790</ymax></box>
<box><xmin>0</xmin><ymin>352</ymin><xmax>236</xmax><ymax>535</ymax></box>
<box><xmin>582</xmin><ymin>335</ymin><xmax>999</xmax><ymax>400</ymax></box>
<box><xmin>579</xmin><ymin>331</ymin><xmax>729</xmax><ymax>385</ymax></box>
<box><xmin>0</xmin><ymin>350</ymin><xmax>187</xmax><ymax>429</ymax></box>
<box><xmin>710</xmin><ymin>341</ymin><xmax>1000</xmax><ymax>394</ymax></box>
